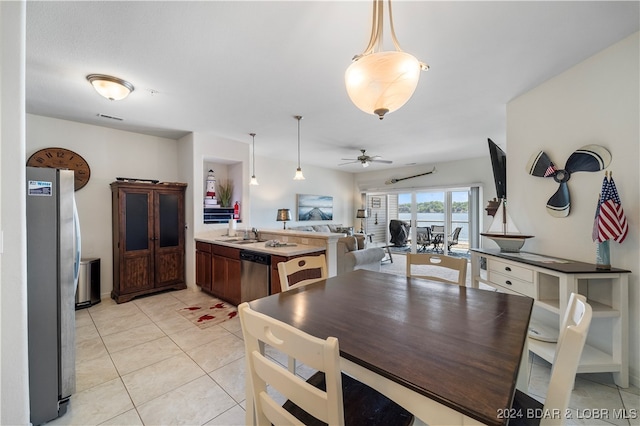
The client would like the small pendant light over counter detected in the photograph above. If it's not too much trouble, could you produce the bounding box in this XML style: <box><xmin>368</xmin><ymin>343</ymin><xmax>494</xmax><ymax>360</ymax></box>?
<box><xmin>293</xmin><ymin>115</ymin><xmax>305</xmax><ymax>180</ymax></box>
<box><xmin>249</xmin><ymin>133</ymin><xmax>259</xmax><ymax>186</ymax></box>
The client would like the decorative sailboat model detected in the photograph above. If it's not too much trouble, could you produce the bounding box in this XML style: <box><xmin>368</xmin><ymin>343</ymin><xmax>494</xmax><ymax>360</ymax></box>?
<box><xmin>481</xmin><ymin>199</ymin><xmax>534</xmax><ymax>252</ymax></box>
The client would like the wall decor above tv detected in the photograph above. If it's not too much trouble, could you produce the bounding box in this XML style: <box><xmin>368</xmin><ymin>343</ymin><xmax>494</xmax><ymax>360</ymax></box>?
<box><xmin>297</xmin><ymin>194</ymin><xmax>333</xmax><ymax>221</ymax></box>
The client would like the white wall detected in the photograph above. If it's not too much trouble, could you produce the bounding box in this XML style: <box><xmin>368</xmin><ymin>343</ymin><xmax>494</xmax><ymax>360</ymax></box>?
<box><xmin>247</xmin><ymin>155</ymin><xmax>356</xmax><ymax>231</ymax></box>
<box><xmin>507</xmin><ymin>32</ymin><xmax>639</xmax><ymax>386</ymax></box>
<box><xmin>26</xmin><ymin>115</ymin><xmax>181</xmax><ymax>298</ymax></box>
<box><xmin>0</xmin><ymin>1</ymin><xmax>30</xmax><ymax>423</ymax></box>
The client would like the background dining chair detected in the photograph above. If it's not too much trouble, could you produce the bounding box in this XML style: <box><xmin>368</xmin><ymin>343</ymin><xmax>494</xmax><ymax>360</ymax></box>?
<box><xmin>510</xmin><ymin>293</ymin><xmax>592</xmax><ymax>426</ymax></box>
<box><xmin>430</xmin><ymin>225</ymin><xmax>445</xmax><ymax>251</ymax></box>
<box><xmin>447</xmin><ymin>226</ymin><xmax>462</xmax><ymax>251</ymax></box>
<box><xmin>406</xmin><ymin>253</ymin><xmax>467</xmax><ymax>286</ymax></box>
<box><xmin>277</xmin><ymin>254</ymin><xmax>327</xmax><ymax>291</ymax></box>
<box><xmin>238</xmin><ymin>303</ymin><xmax>414</xmax><ymax>426</ymax></box>
<box><xmin>277</xmin><ymin>254</ymin><xmax>328</xmax><ymax>373</ymax></box>
<box><xmin>416</xmin><ymin>227</ymin><xmax>432</xmax><ymax>252</ymax></box>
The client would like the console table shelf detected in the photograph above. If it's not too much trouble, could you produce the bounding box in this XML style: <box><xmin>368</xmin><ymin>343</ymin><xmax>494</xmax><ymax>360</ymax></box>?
<box><xmin>471</xmin><ymin>248</ymin><xmax>630</xmax><ymax>388</ymax></box>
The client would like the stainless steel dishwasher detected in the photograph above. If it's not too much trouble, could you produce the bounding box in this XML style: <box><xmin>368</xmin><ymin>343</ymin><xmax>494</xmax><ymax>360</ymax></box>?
<box><xmin>239</xmin><ymin>250</ymin><xmax>271</xmax><ymax>302</ymax></box>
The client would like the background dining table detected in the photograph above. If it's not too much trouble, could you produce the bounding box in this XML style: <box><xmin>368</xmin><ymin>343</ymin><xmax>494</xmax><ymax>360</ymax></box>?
<box><xmin>248</xmin><ymin>269</ymin><xmax>534</xmax><ymax>425</ymax></box>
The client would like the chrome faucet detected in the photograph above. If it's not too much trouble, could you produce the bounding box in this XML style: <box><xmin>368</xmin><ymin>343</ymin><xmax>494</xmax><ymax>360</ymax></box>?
<box><xmin>251</xmin><ymin>227</ymin><xmax>259</xmax><ymax>240</ymax></box>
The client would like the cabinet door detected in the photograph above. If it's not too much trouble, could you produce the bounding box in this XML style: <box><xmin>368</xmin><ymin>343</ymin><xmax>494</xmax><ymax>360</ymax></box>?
<box><xmin>225</xmin><ymin>258</ymin><xmax>242</xmax><ymax>305</ymax></box>
<box><xmin>212</xmin><ymin>254</ymin><xmax>227</xmax><ymax>299</ymax></box>
<box><xmin>195</xmin><ymin>243</ymin><xmax>212</xmax><ymax>291</ymax></box>
<box><xmin>119</xmin><ymin>189</ymin><xmax>154</xmax><ymax>294</ymax></box>
<box><xmin>154</xmin><ymin>189</ymin><xmax>185</xmax><ymax>288</ymax></box>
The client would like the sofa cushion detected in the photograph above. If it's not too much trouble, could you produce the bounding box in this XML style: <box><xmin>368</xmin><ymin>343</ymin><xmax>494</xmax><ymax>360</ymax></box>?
<box><xmin>338</xmin><ymin>236</ymin><xmax>358</xmax><ymax>252</ymax></box>
<box><xmin>336</xmin><ymin>226</ymin><xmax>354</xmax><ymax>236</ymax></box>
<box><xmin>291</xmin><ymin>225</ymin><xmax>315</xmax><ymax>231</ymax></box>
<box><xmin>312</xmin><ymin>224</ymin><xmax>332</xmax><ymax>233</ymax></box>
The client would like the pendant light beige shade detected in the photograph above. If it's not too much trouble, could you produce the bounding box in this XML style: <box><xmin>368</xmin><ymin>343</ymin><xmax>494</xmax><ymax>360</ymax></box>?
<box><xmin>345</xmin><ymin>0</ymin><xmax>428</xmax><ymax>120</ymax></box>
<box><xmin>345</xmin><ymin>51</ymin><xmax>421</xmax><ymax>119</ymax></box>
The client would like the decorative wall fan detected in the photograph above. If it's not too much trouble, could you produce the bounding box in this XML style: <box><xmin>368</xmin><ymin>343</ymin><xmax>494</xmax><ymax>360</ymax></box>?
<box><xmin>339</xmin><ymin>149</ymin><xmax>392</xmax><ymax>168</ymax></box>
<box><xmin>526</xmin><ymin>144</ymin><xmax>611</xmax><ymax>217</ymax></box>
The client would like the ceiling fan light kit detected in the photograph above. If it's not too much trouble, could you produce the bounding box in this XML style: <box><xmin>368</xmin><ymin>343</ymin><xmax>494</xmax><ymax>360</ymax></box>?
<box><xmin>345</xmin><ymin>0</ymin><xmax>428</xmax><ymax>120</ymax></box>
<box><xmin>339</xmin><ymin>149</ymin><xmax>392</xmax><ymax>167</ymax></box>
<box><xmin>86</xmin><ymin>74</ymin><xmax>134</xmax><ymax>101</ymax></box>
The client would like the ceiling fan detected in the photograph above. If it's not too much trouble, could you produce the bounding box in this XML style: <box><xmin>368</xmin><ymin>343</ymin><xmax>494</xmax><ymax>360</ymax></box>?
<box><xmin>339</xmin><ymin>149</ymin><xmax>392</xmax><ymax>168</ymax></box>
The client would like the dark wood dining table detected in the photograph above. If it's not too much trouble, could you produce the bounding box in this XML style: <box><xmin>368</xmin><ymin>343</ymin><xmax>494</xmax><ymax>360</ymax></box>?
<box><xmin>248</xmin><ymin>269</ymin><xmax>534</xmax><ymax>426</ymax></box>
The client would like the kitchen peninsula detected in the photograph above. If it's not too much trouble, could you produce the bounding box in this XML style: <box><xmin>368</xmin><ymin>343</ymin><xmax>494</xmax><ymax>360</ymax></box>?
<box><xmin>195</xmin><ymin>233</ymin><xmax>325</xmax><ymax>305</ymax></box>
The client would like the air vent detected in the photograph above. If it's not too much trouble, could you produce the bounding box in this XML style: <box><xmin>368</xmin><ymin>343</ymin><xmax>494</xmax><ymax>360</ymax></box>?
<box><xmin>97</xmin><ymin>113</ymin><xmax>124</xmax><ymax>121</ymax></box>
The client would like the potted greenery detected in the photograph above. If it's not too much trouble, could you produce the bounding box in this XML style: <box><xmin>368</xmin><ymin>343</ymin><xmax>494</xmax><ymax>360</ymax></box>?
<box><xmin>216</xmin><ymin>180</ymin><xmax>233</xmax><ymax>207</ymax></box>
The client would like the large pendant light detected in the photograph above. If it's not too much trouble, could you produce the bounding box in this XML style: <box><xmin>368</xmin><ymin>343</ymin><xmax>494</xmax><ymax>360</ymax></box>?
<box><xmin>293</xmin><ymin>115</ymin><xmax>305</xmax><ymax>180</ymax></box>
<box><xmin>249</xmin><ymin>133</ymin><xmax>259</xmax><ymax>186</ymax></box>
<box><xmin>345</xmin><ymin>0</ymin><xmax>428</xmax><ymax>120</ymax></box>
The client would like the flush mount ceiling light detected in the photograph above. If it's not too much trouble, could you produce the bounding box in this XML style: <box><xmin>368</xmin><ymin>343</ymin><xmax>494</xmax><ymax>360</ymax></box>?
<box><xmin>249</xmin><ymin>133</ymin><xmax>259</xmax><ymax>186</ymax></box>
<box><xmin>345</xmin><ymin>0</ymin><xmax>428</xmax><ymax>120</ymax></box>
<box><xmin>86</xmin><ymin>74</ymin><xmax>134</xmax><ymax>101</ymax></box>
<box><xmin>293</xmin><ymin>115</ymin><xmax>305</xmax><ymax>180</ymax></box>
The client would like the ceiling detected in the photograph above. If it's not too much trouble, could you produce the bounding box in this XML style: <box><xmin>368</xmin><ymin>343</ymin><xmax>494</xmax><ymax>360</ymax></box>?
<box><xmin>25</xmin><ymin>1</ymin><xmax>639</xmax><ymax>173</ymax></box>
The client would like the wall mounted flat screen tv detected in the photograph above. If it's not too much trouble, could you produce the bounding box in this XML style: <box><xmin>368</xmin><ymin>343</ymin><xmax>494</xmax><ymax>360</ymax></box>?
<box><xmin>487</xmin><ymin>138</ymin><xmax>506</xmax><ymax>200</ymax></box>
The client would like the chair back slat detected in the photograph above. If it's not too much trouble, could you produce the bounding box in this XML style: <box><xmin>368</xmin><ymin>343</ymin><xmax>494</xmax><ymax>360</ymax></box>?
<box><xmin>239</xmin><ymin>302</ymin><xmax>344</xmax><ymax>426</ymax></box>
<box><xmin>541</xmin><ymin>293</ymin><xmax>592</xmax><ymax>425</ymax></box>
<box><xmin>405</xmin><ymin>253</ymin><xmax>467</xmax><ymax>286</ymax></box>
<box><xmin>278</xmin><ymin>254</ymin><xmax>327</xmax><ymax>291</ymax></box>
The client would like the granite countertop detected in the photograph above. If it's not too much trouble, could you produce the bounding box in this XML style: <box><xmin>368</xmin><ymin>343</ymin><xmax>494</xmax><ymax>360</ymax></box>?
<box><xmin>195</xmin><ymin>235</ymin><xmax>325</xmax><ymax>257</ymax></box>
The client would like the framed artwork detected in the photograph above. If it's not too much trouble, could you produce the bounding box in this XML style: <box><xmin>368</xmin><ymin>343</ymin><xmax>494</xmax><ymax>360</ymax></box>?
<box><xmin>371</xmin><ymin>197</ymin><xmax>381</xmax><ymax>208</ymax></box>
<box><xmin>297</xmin><ymin>194</ymin><xmax>333</xmax><ymax>221</ymax></box>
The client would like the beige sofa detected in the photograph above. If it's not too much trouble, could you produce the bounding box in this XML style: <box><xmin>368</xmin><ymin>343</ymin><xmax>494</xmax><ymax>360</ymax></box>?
<box><xmin>336</xmin><ymin>236</ymin><xmax>385</xmax><ymax>275</ymax></box>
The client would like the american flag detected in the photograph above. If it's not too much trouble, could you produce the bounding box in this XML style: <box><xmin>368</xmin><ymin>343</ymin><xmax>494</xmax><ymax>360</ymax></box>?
<box><xmin>593</xmin><ymin>173</ymin><xmax>628</xmax><ymax>243</ymax></box>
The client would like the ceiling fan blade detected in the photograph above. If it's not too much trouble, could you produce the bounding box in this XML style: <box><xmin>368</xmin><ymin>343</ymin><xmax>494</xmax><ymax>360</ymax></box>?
<box><xmin>526</xmin><ymin>151</ymin><xmax>557</xmax><ymax>177</ymax></box>
<box><xmin>340</xmin><ymin>158</ymin><xmax>357</xmax><ymax>161</ymax></box>
<box><xmin>546</xmin><ymin>182</ymin><xmax>570</xmax><ymax>217</ymax></box>
<box><xmin>370</xmin><ymin>159</ymin><xmax>393</xmax><ymax>164</ymax></box>
<box><xmin>338</xmin><ymin>160</ymin><xmax>359</xmax><ymax>166</ymax></box>
<box><xmin>565</xmin><ymin>144</ymin><xmax>611</xmax><ymax>173</ymax></box>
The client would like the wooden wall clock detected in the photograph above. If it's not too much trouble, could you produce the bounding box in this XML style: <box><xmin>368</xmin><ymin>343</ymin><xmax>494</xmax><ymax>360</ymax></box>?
<box><xmin>27</xmin><ymin>147</ymin><xmax>91</xmax><ymax>191</ymax></box>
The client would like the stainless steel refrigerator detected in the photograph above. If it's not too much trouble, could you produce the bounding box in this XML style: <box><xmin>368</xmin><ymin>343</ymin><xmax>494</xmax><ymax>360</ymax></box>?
<box><xmin>26</xmin><ymin>167</ymin><xmax>80</xmax><ymax>425</ymax></box>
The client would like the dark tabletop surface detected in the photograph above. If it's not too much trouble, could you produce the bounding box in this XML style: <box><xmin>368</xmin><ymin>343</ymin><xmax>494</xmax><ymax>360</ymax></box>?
<box><xmin>249</xmin><ymin>269</ymin><xmax>534</xmax><ymax>426</ymax></box>
<box><xmin>471</xmin><ymin>248</ymin><xmax>631</xmax><ymax>274</ymax></box>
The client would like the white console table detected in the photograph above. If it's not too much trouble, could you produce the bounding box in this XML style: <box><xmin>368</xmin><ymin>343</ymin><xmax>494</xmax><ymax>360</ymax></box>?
<box><xmin>471</xmin><ymin>248</ymin><xmax>630</xmax><ymax>388</ymax></box>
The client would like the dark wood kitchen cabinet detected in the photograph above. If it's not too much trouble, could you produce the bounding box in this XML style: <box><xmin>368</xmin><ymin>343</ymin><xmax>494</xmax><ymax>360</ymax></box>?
<box><xmin>210</xmin><ymin>245</ymin><xmax>241</xmax><ymax>305</ymax></box>
<box><xmin>195</xmin><ymin>241</ymin><xmax>212</xmax><ymax>291</ymax></box>
<box><xmin>111</xmin><ymin>181</ymin><xmax>187</xmax><ymax>303</ymax></box>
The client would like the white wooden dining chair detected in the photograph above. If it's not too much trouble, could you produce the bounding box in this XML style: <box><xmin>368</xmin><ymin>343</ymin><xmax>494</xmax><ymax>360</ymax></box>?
<box><xmin>405</xmin><ymin>253</ymin><xmax>468</xmax><ymax>286</ymax></box>
<box><xmin>510</xmin><ymin>293</ymin><xmax>592</xmax><ymax>426</ymax></box>
<box><xmin>277</xmin><ymin>254</ymin><xmax>327</xmax><ymax>291</ymax></box>
<box><xmin>277</xmin><ymin>254</ymin><xmax>328</xmax><ymax>373</ymax></box>
<box><xmin>238</xmin><ymin>302</ymin><xmax>413</xmax><ymax>426</ymax></box>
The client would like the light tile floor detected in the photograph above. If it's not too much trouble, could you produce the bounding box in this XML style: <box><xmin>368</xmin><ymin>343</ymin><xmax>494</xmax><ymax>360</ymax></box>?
<box><xmin>51</xmin><ymin>283</ymin><xmax>638</xmax><ymax>426</ymax></box>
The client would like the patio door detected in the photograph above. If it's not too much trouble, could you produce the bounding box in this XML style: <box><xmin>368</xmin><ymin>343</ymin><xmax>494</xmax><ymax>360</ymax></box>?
<box><xmin>397</xmin><ymin>189</ymin><xmax>473</xmax><ymax>254</ymax></box>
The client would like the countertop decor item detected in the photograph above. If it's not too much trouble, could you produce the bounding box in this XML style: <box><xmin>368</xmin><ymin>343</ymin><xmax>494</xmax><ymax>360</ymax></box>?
<box><xmin>276</xmin><ymin>208</ymin><xmax>292</xmax><ymax>229</ymax></box>
<box><xmin>27</xmin><ymin>147</ymin><xmax>91</xmax><ymax>191</ymax></box>
<box><xmin>345</xmin><ymin>0</ymin><xmax>429</xmax><ymax>120</ymax></box>
<box><xmin>216</xmin><ymin>179</ymin><xmax>233</xmax><ymax>207</ymax></box>
<box><xmin>592</xmin><ymin>171</ymin><xmax>628</xmax><ymax>270</ymax></box>
<box><xmin>480</xmin><ymin>199</ymin><xmax>534</xmax><ymax>252</ymax></box>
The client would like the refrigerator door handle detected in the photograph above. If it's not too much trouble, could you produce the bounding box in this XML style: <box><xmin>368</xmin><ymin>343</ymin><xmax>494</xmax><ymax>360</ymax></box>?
<box><xmin>73</xmin><ymin>197</ymin><xmax>81</xmax><ymax>291</ymax></box>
